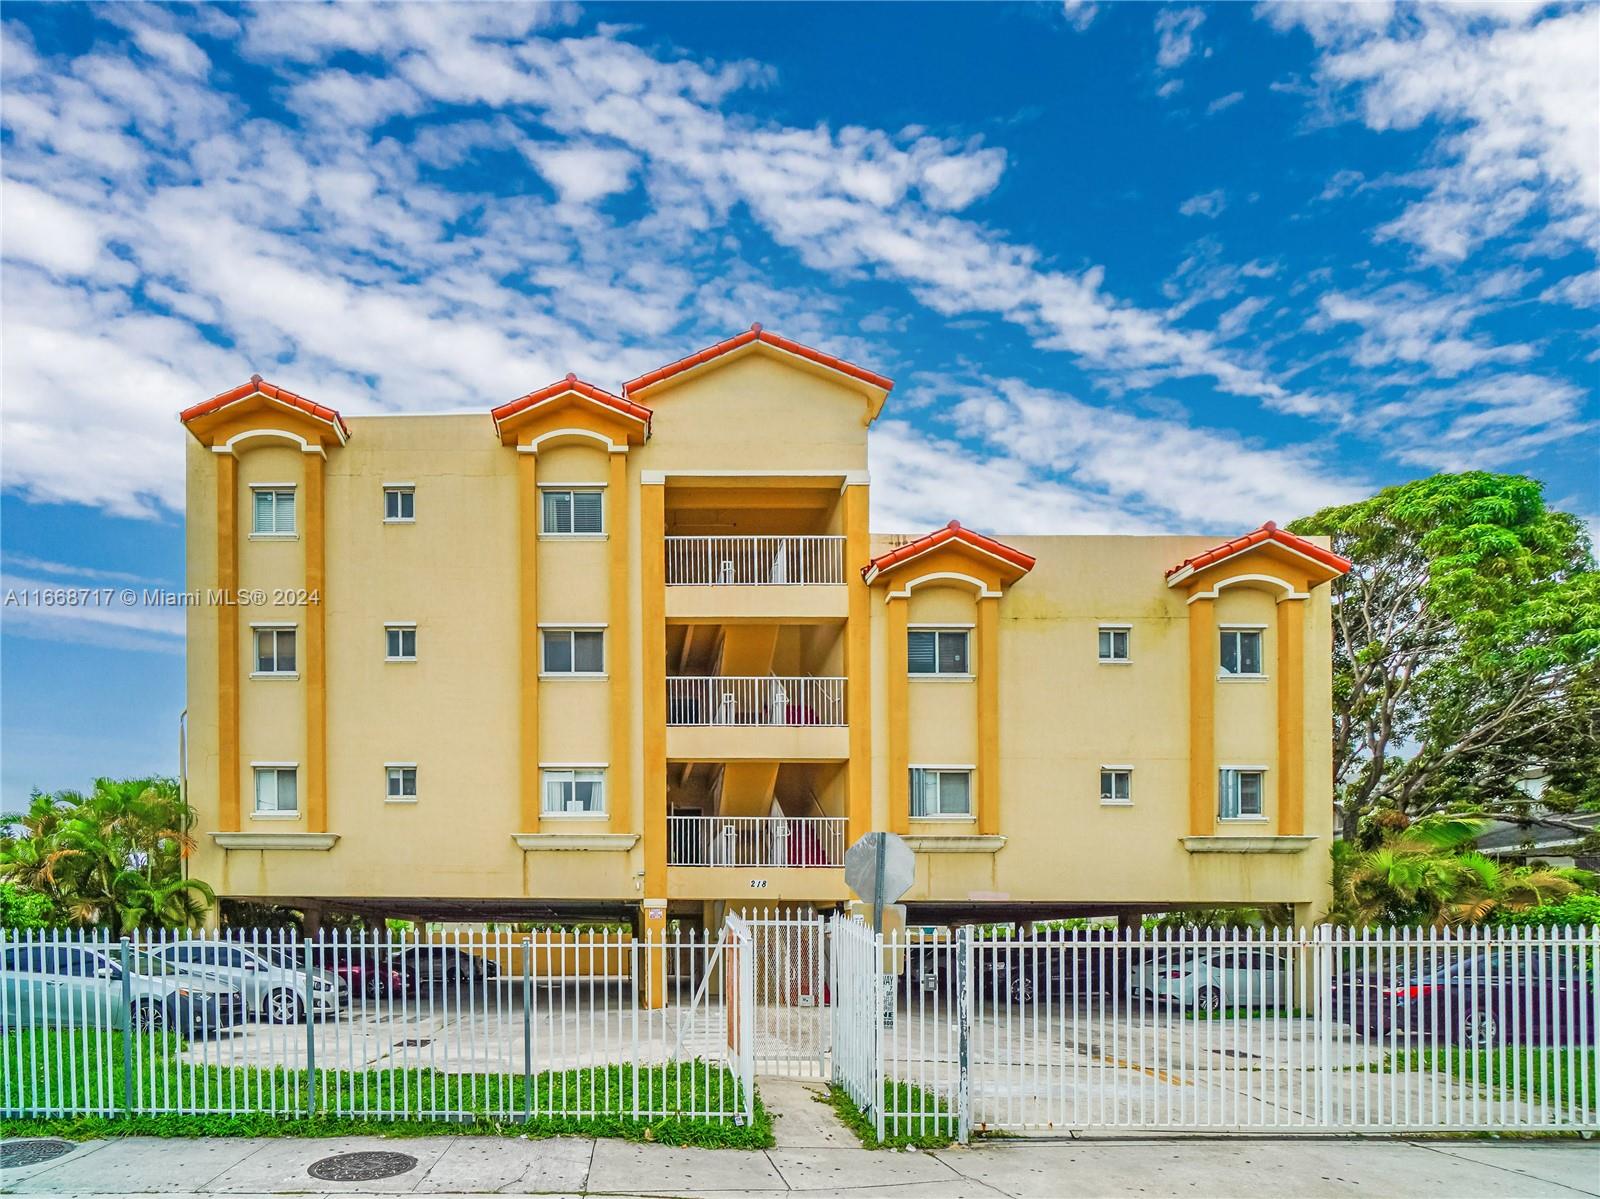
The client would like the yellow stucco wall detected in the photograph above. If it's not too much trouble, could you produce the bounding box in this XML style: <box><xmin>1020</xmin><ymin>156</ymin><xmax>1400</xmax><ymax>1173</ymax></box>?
<box><xmin>185</xmin><ymin>351</ymin><xmax>1337</xmax><ymax>918</ymax></box>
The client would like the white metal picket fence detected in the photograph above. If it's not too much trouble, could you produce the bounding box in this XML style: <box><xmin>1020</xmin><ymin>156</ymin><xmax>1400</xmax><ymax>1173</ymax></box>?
<box><xmin>0</xmin><ymin>926</ymin><xmax>755</xmax><ymax>1127</ymax></box>
<box><xmin>830</xmin><ymin>921</ymin><xmax>1600</xmax><ymax>1140</ymax></box>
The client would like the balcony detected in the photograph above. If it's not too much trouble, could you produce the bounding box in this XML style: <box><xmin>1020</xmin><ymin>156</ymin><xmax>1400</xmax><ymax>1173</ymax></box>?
<box><xmin>665</xmin><ymin>676</ymin><xmax>849</xmax><ymax>760</ymax></box>
<box><xmin>664</xmin><ymin>536</ymin><xmax>848</xmax><ymax>620</ymax></box>
<box><xmin>668</xmin><ymin>815</ymin><xmax>846</xmax><ymax>868</ymax></box>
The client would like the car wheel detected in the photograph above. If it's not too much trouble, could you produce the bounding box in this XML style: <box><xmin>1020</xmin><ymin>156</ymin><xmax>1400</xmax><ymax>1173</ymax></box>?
<box><xmin>365</xmin><ymin>974</ymin><xmax>386</xmax><ymax>999</ymax></box>
<box><xmin>1010</xmin><ymin>976</ymin><xmax>1035</xmax><ymax>1005</ymax></box>
<box><xmin>263</xmin><ymin>988</ymin><xmax>305</xmax><ymax>1025</ymax></box>
<box><xmin>1458</xmin><ymin>1007</ymin><xmax>1498</xmax><ymax>1048</ymax></box>
<box><xmin>133</xmin><ymin>999</ymin><xmax>167</xmax><ymax>1033</ymax></box>
<box><xmin>1194</xmin><ymin>986</ymin><xmax>1223</xmax><ymax>1015</ymax></box>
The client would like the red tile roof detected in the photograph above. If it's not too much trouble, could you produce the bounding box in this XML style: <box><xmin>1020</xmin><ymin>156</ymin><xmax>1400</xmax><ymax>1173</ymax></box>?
<box><xmin>491</xmin><ymin>374</ymin><xmax>652</xmax><ymax>429</ymax></box>
<box><xmin>863</xmin><ymin>520</ymin><xmax>1036</xmax><ymax>582</ymax></box>
<box><xmin>180</xmin><ymin>375</ymin><xmax>349</xmax><ymax>440</ymax></box>
<box><xmin>1165</xmin><ymin>521</ymin><xmax>1351</xmax><ymax>580</ymax></box>
<box><xmin>622</xmin><ymin>324</ymin><xmax>894</xmax><ymax>396</ymax></box>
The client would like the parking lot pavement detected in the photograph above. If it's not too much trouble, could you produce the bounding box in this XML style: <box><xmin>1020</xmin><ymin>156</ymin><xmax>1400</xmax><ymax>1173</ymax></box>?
<box><xmin>4</xmin><ymin>1135</ymin><xmax>1598</xmax><ymax>1197</ymax></box>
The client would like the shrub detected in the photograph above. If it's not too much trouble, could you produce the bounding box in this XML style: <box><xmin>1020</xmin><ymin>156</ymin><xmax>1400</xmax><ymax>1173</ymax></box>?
<box><xmin>1493</xmin><ymin>895</ymin><xmax>1600</xmax><ymax>928</ymax></box>
<box><xmin>0</xmin><ymin>882</ymin><xmax>58</xmax><ymax>930</ymax></box>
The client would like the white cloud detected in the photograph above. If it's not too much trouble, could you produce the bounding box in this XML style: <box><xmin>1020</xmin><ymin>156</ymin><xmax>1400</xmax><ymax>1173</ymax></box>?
<box><xmin>1207</xmin><ymin>90</ymin><xmax>1244</xmax><ymax>115</ymax></box>
<box><xmin>1155</xmin><ymin>8</ymin><xmax>1206</xmax><ymax>71</ymax></box>
<box><xmin>1061</xmin><ymin>2</ymin><xmax>1098</xmax><ymax>33</ymax></box>
<box><xmin>1263</xmin><ymin>2</ymin><xmax>1600</xmax><ymax>261</ymax></box>
<box><xmin>1179</xmin><ymin>188</ymin><xmax>1227</xmax><ymax>218</ymax></box>
<box><xmin>1362</xmin><ymin>373</ymin><xmax>1589</xmax><ymax>471</ymax></box>
<box><xmin>524</xmin><ymin>142</ymin><xmax>639</xmax><ymax>204</ymax></box>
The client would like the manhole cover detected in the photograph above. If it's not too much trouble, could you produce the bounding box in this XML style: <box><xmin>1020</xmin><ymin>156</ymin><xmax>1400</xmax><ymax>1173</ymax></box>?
<box><xmin>307</xmin><ymin>1151</ymin><xmax>418</xmax><ymax>1182</ymax></box>
<box><xmin>1</xmin><ymin>1140</ymin><xmax>75</xmax><ymax>1169</ymax></box>
<box><xmin>396</xmin><ymin>1037</ymin><xmax>432</xmax><ymax>1047</ymax></box>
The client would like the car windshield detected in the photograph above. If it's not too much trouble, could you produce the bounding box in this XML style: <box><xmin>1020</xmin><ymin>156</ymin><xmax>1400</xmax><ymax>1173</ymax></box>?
<box><xmin>255</xmin><ymin>947</ymin><xmax>298</xmax><ymax>970</ymax></box>
<box><xmin>130</xmin><ymin>951</ymin><xmax>180</xmax><ymax>976</ymax></box>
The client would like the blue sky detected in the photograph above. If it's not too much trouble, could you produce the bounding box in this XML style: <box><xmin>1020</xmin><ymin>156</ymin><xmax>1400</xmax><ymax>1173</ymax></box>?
<box><xmin>2</xmin><ymin>2</ymin><xmax>1596</xmax><ymax>806</ymax></box>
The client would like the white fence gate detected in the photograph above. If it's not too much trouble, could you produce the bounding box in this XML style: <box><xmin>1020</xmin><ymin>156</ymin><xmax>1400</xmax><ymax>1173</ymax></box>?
<box><xmin>830</xmin><ymin>920</ymin><xmax>1600</xmax><ymax>1141</ymax></box>
<box><xmin>742</xmin><ymin>912</ymin><xmax>831</xmax><ymax>1078</ymax></box>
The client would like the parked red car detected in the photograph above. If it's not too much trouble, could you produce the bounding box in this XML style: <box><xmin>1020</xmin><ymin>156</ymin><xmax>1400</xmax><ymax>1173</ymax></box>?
<box><xmin>295</xmin><ymin>945</ymin><xmax>406</xmax><ymax>999</ymax></box>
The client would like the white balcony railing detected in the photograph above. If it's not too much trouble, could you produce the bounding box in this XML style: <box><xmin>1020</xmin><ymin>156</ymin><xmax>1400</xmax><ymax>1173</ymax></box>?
<box><xmin>666</xmin><ymin>676</ymin><xmax>846</xmax><ymax>727</ymax></box>
<box><xmin>665</xmin><ymin>535</ymin><xmax>846</xmax><ymax>586</ymax></box>
<box><xmin>668</xmin><ymin>815</ymin><xmax>846</xmax><ymax>868</ymax></box>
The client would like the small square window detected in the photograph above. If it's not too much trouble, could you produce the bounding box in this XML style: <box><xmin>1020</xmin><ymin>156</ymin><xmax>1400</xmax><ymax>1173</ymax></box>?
<box><xmin>251</xmin><ymin>488</ymin><xmax>295</xmax><ymax>536</ymax></box>
<box><xmin>253</xmin><ymin>627</ymin><xmax>297</xmax><ymax>675</ymax></box>
<box><xmin>253</xmin><ymin>767</ymin><xmax>298</xmax><ymax>815</ymax></box>
<box><xmin>386</xmin><ymin>766</ymin><xmax>417</xmax><ymax>802</ymax></box>
<box><xmin>385</xmin><ymin>625</ymin><xmax>417</xmax><ymax>661</ymax></box>
<box><xmin>1220</xmin><ymin>629</ymin><xmax>1263</xmax><ymax>676</ymax></box>
<box><xmin>542</xmin><ymin>489</ymin><xmax>604</xmax><ymax>535</ymax></box>
<box><xmin>1100</xmin><ymin>769</ymin><xmax>1132</xmax><ymax>804</ymax></box>
<box><xmin>908</xmin><ymin>629</ymin><xmax>970</xmax><ymax>675</ymax></box>
<box><xmin>542</xmin><ymin>629</ymin><xmax>604</xmax><ymax>674</ymax></box>
<box><xmin>384</xmin><ymin>487</ymin><xmax>415</xmax><ymax>522</ymax></box>
<box><xmin>1220</xmin><ymin>769</ymin><xmax>1265</xmax><ymax>819</ymax></box>
<box><xmin>542</xmin><ymin>768</ymin><xmax>605</xmax><ymax>815</ymax></box>
<box><xmin>1098</xmin><ymin>628</ymin><xmax>1130</xmax><ymax>662</ymax></box>
<box><xmin>910</xmin><ymin>768</ymin><xmax>972</xmax><ymax>817</ymax></box>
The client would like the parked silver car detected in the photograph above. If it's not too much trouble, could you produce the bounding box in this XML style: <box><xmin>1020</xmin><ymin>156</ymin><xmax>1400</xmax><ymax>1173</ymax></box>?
<box><xmin>1130</xmin><ymin>948</ymin><xmax>1287</xmax><ymax>1013</ymax></box>
<box><xmin>150</xmin><ymin>940</ymin><xmax>345</xmax><ymax>1023</ymax></box>
<box><xmin>1</xmin><ymin>942</ymin><xmax>246</xmax><ymax>1036</ymax></box>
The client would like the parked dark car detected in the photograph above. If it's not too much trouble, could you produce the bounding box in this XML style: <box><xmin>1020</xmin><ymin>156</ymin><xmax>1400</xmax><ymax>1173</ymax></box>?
<box><xmin>902</xmin><ymin>932</ymin><xmax>1131</xmax><ymax>1005</ymax></box>
<box><xmin>295</xmin><ymin>945</ymin><xmax>406</xmax><ymax>999</ymax></box>
<box><xmin>1335</xmin><ymin>946</ymin><xmax>1595</xmax><ymax>1046</ymax></box>
<box><xmin>1</xmin><ymin>943</ymin><xmax>246</xmax><ymax>1037</ymax></box>
<box><xmin>389</xmin><ymin>946</ymin><xmax>498</xmax><ymax>992</ymax></box>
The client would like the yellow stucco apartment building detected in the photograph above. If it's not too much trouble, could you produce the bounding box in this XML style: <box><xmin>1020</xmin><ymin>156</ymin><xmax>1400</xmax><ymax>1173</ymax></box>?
<box><xmin>181</xmin><ymin>326</ymin><xmax>1350</xmax><ymax>936</ymax></box>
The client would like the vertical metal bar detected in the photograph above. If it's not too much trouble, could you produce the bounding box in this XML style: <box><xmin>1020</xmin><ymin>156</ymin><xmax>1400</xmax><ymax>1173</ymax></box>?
<box><xmin>120</xmin><ymin>937</ymin><xmax>133</xmax><ymax>1119</ymax></box>
<box><xmin>303</xmin><ymin>931</ymin><xmax>316</xmax><ymax>1118</ymax></box>
<box><xmin>957</xmin><ymin>925</ymin><xmax>971</xmax><ymax>1143</ymax></box>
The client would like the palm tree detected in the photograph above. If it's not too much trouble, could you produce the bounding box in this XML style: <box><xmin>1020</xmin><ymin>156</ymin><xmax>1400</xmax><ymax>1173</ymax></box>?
<box><xmin>1332</xmin><ymin>814</ymin><xmax>1592</xmax><ymax>927</ymax></box>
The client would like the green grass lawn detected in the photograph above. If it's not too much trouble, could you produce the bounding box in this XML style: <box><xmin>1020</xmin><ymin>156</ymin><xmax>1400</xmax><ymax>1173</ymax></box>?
<box><xmin>1388</xmin><ymin>1045</ymin><xmax>1598</xmax><ymax>1113</ymax></box>
<box><xmin>824</xmin><ymin>1081</ymin><xmax>959</xmax><ymax>1149</ymax></box>
<box><xmin>1</xmin><ymin>1029</ymin><xmax>771</xmax><ymax>1148</ymax></box>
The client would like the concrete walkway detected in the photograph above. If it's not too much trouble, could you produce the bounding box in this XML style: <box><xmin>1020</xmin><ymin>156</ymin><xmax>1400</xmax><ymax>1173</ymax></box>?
<box><xmin>3</xmin><ymin>1134</ymin><xmax>1597</xmax><ymax>1197</ymax></box>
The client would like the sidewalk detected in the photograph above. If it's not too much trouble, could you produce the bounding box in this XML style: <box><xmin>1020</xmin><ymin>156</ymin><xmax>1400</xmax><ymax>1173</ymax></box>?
<box><xmin>3</xmin><ymin>1132</ymin><xmax>1597</xmax><ymax>1198</ymax></box>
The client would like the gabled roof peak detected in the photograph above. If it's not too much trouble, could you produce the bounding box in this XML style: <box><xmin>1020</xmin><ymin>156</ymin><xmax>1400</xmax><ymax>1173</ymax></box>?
<box><xmin>1165</xmin><ymin>522</ymin><xmax>1351</xmax><ymax>585</ymax></box>
<box><xmin>180</xmin><ymin>376</ymin><xmax>349</xmax><ymax>441</ymax></box>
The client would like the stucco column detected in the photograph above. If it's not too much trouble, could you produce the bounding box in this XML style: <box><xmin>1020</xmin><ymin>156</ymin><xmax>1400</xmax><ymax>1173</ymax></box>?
<box><xmin>608</xmin><ymin>451</ymin><xmax>631</xmax><ymax>836</ymax></box>
<box><xmin>216</xmin><ymin>451</ymin><xmax>240</xmax><ymax>832</ymax></box>
<box><xmin>641</xmin><ymin>900</ymin><xmax>667</xmax><ymax>1010</ymax></box>
<box><xmin>844</xmin><ymin>484</ymin><xmax>872</xmax><ymax>846</ymax></box>
<box><xmin>1186</xmin><ymin>594</ymin><xmax>1216</xmax><ymax>837</ymax></box>
<box><xmin>976</xmin><ymin>593</ymin><xmax>1000</xmax><ymax>837</ymax></box>
<box><xmin>1277</xmin><ymin>596</ymin><xmax>1307</xmax><ymax>836</ymax></box>
<box><xmin>303</xmin><ymin>451</ymin><xmax>328</xmax><ymax>834</ymax></box>
<box><xmin>885</xmin><ymin>593</ymin><xmax>909</xmax><ymax>835</ymax></box>
<box><xmin>517</xmin><ymin>451</ymin><xmax>540</xmax><ymax>832</ymax></box>
<box><xmin>641</xmin><ymin>481</ymin><xmax>667</xmax><ymax>899</ymax></box>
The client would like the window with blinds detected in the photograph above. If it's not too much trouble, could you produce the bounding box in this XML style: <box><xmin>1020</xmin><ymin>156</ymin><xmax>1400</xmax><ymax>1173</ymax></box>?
<box><xmin>251</xmin><ymin>488</ymin><xmax>295</xmax><ymax>536</ymax></box>
<box><xmin>1219</xmin><ymin>769</ymin><xmax>1265</xmax><ymax>819</ymax></box>
<box><xmin>909</xmin><ymin>768</ymin><xmax>972</xmax><ymax>817</ymax></box>
<box><xmin>542</xmin><ymin>768</ymin><xmax>605</xmax><ymax>815</ymax></box>
<box><xmin>541</xmin><ymin>489</ymin><xmax>603</xmax><ymax>535</ymax></box>
<box><xmin>907</xmin><ymin>628</ymin><xmax>970</xmax><ymax>675</ymax></box>
<box><xmin>542</xmin><ymin>629</ymin><xmax>604</xmax><ymax>674</ymax></box>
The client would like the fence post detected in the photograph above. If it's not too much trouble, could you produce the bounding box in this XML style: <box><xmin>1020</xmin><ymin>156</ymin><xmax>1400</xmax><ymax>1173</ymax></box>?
<box><xmin>303</xmin><ymin>936</ymin><xmax>316</xmax><ymax>1118</ymax></box>
<box><xmin>522</xmin><ymin>937</ymin><xmax>533</xmax><ymax>1122</ymax></box>
<box><xmin>956</xmin><ymin>925</ymin><xmax>971</xmax><ymax>1145</ymax></box>
<box><xmin>740</xmin><ymin>923</ymin><xmax>756</xmax><ymax>1126</ymax></box>
<box><xmin>1315</xmin><ymin>924</ymin><xmax>1333</xmax><ymax>1130</ymax></box>
<box><xmin>119</xmin><ymin>937</ymin><xmax>134</xmax><ymax>1119</ymax></box>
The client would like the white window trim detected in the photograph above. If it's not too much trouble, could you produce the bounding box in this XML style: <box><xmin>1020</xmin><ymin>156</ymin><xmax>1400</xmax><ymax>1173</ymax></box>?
<box><xmin>539</xmin><ymin>764</ymin><xmax>607</xmax><ymax>818</ymax></box>
<box><xmin>540</xmin><ymin>626</ymin><xmax>606</xmax><ymax>677</ymax></box>
<box><xmin>1099</xmin><ymin>765</ymin><xmax>1134</xmax><ymax>806</ymax></box>
<box><xmin>908</xmin><ymin>765</ymin><xmax>976</xmax><ymax>820</ymax></box>
<box><xmin>250</xmin><ymin>763</ymin><xmax>300</xmax><ymax>819</ymax></box>
<box><xmin>540</xmin><ymin>487</ymin><xmax>606</xmax><ymax>538</ymax></box>
<box><xmin>383</xmin><ymin>484</ymin><xmax>416</xmax><ymax>524</ymax></box>
<box><xmin>1218</xmin><ymin>765</ymin><xmax>1270</xmax><ymax>822</ymax></box>
<box><xmin>249</xmin><ymin>623</ymin><xmax>299</xmax><ymax>679</ymax></box>
<box><xmin>385</xmin><ymin>763</ymin><xmax>419</xmax><ymax>804</ymax></box>
<box><xmin>1218</xmin><ymin>626</ymin><xmax>1267</xmax><ymax>680</ymax></box>
<box><xmin>907</xmin><ymin>627</ymin><xmax>974</xmax><ymax>679</ymax></box>
<box><xmin>1098</xmin><ymin>623</ymin><xmax>1132</xmax><ymax>664</ymax></box>
<box><xmin>385</xmin><ymin>622</ymin><xmax>417</xmax><ymax>662</ymax></box>
<box><xmin>248</xmin><ymin>483</ymin><xmax>298</xmax><ymax>540</ymax></box>
<box><xmin>907</xmin><ymin>621</ymin><xmax>975</xmax><ymax>629</ymax></box>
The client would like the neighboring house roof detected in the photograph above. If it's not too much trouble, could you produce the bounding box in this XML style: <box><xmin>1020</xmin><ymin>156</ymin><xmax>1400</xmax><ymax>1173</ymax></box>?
<box><xmin>621</xmin><ymin>323</ymin><xmax>895</xmax><ymax>398</ymax></box>
<box><xmin>1476</xmin><ymin>810</ymin><xmax>1600</xmax><ymax>855</ymax></box>
<box><xmin>490</xmin><ymin>374</ymin><xmax>653</xmax><ymax>432</ymax></box>
<box><xmin>1165</xmin><ymin>521</ymin><xmax>1351</xmax><ymax>583</ymax></box>
<box><xmin>862</xmin><ymin>520</ymin><xmax>1037</xmax><ymax>584</ymax></box>
<box><xmin>180</xmin><ymin>375</ymin><xmax>350</xmax><ymax>441</ymax></box>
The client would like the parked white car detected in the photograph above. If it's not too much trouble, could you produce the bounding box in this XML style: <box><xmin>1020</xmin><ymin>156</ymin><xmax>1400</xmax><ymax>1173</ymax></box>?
<box><xmin>1129</xmin><ymin>948</ymin><xmax>1287</xmax><ymax>1012</ymax></box>
<box><xmin>1</xmin><ymin>942</ymin><xmax>246</xmax><ymax>1036</ymax></box>
<box><xmin>150</xmin><ymin>940</ymin><xmax>345</xmax><ymax>1023</ymax></box>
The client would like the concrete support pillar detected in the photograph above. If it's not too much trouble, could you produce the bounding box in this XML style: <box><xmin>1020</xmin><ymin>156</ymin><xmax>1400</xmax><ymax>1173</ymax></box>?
<box><xmin>1277</xmin><ymin>598</ymin><xmax>1307</xmax><ymax>836</ymax></box>
<box><xmin>215</xmin><ymin>451</ymin><xmax>240</xmax><ymax>832</ymax></box>
<box><xmin>518</xmin><ymin>451</ymin><xmax>540</xmax><ymax>832</ymax></box>
<box><xmin>844</xmin><ymin>484</ymin><xmax>873</xmax><ymax>845</ymax></box>
<box><xmin>1186</xmin><ymin>595</ymin><xmax>1216</xmax><ymax>837</ymax></box>
<box><xmin>303</xmin><ymin>452</ymin><xmax>328</xmax><ymax>834</ymax></box>
<box><xmin>300</xmin><ymin>903</ymin><xmax>324</xmax><ymax>939</ymax></box>
<box><xmin>886</xmin><ymin>594</ymin><xmax>909</xmax><ymax>835</ymax></box>
<box><xmin>976</xmin><ymin>594</ymin><xmax>1000</xmax><ymax>837</ymax></box>
<box><xmin>642</xmin><ymin>900</ymin><xmax>668</xmax><ymax>1010</ymax></box>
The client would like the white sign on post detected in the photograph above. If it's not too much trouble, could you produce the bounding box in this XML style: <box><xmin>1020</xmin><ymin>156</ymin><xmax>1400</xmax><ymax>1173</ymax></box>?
<box><xmin>843</xmin><ymin>832</ymin><xmax>916</xmax><ymax>1028</ymax></box>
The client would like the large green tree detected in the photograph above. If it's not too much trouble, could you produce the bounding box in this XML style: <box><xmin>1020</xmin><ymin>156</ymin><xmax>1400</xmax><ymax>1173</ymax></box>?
<box><xmin>0</xmin><ymin>777</ymin><xmax>215</xmax><ymax>934</ymax></box>
<box><xmin>1290</xmin><ymin>472</ymin><xmax>1600</xmax><ymax>847</ymax></box>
